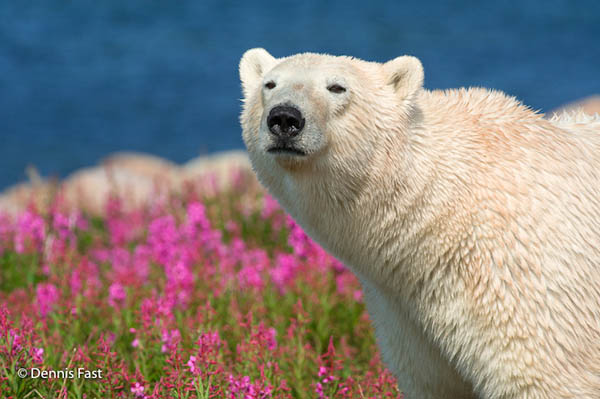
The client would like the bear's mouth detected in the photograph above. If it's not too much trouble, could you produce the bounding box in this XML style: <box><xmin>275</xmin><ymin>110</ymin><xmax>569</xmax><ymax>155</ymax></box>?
<box><xmin>267</xmin><ymin>146</ymin><xmax>306</xmax><ymax>156</ymax></box>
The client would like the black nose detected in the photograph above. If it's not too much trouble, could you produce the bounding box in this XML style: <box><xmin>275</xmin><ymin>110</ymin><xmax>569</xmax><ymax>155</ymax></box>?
<box><xmin>267</xmin><ymin>105</ymin><xmax>305</xmax><ymax>138</ymax></box>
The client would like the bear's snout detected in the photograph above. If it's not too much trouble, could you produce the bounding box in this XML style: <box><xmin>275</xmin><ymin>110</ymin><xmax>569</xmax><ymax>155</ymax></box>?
<box><xmin>267</xmin><ymin>105</ymin><xmax>305</xmax><ymax>139</ymax></box>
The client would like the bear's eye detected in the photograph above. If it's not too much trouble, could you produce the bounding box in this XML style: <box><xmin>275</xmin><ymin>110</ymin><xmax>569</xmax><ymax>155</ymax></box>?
<box><xmin>264</xmin><ymin>81</ymin><xmax>276</xmax><ymax>90</ymax></box>
<box><xmin>327</xmin><ymin>84</ymin><xmax>346</xmax><ymax>94</ymax></box>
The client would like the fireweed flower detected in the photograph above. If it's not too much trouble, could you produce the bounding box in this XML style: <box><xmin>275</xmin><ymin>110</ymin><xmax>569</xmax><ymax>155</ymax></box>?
<box><xmin>196</xmin><ymin>330</ymin><xmax>221</xmax><ymax>359</ymax></box>
<box><xmin>161</xmin><ymin>329</ymin><xmax>181</xmax><ymax>353</ymax></box>
<box><xmin>261</xmin><ymin>194</ymin><xmax>287</xmax><ymax>233</ymax></box>
<box><xmin>228</xmin><ymin>373</ymin><xmax>274</xmax><ymax>399</ymax></box>
<box><xmin>260</xmin><ymin>194</ymin><xmax>279</xmax><ymax>220</ymax></box>
<box><xmin>164</xmin><ymin>259</ymin><xmax>195</xmax><ymax>308</ymax></box>
<box><xmin>228</xmin><ymin>374</ymin><xmax>251</xmax><ymax>398</ymax></box>
<box><xmin>238</xmin><ymin>264</ymin><xmax>264</xmax><ymax>290</ymax></box>
<box><xmin>187</xmin><ymin>355</ymin><xmax>198</xmax><ymax>374</ymax></box>
<box><xmin>147</xmin><ymin>215</ymin><xmax>179</xmax><ymax>266</ymax></box>
<box><xmin>139</xmin><ymin>297</ymin><xmax>158</xmax><ymax>330</ymax></box>
<box><xmin>238</xmin><ymin>248</ymin><xmax>269</xmax><ymax>290</ymax></box>
<box><xmin>31</xmin><ymin>347</ymin><xmax>44</xmax><ymax>363</ymax></box>
<box><xmin>130</xmin><ymin>382</ymin><xmax>145</xmax><ymax>398</ymax></box>
<box><xmin>69</xmin><ymin>268</ymin><xmax>82</xmax><ymax>296</ymax></box>
<box><xmin>156</xmin><ymin>295</ymin><xmax>176</xmax><ymax>320</ymax></box>
<box><xmin>108</xmin><ymin>246</ymin><xmax>150</xmax><ymax>286</ymax></box>
<box><xmin>286</xmin><ymin>216</ymin><xmax>311</xmax><ymax>259</ymax></box>
<box><xmin>51</xmin><ymin>211</ymin><xmax>72</xmax><ymax>241</ymax></box>
<box><xmin>36</xmin><ymin>283</ymin><xmax>59</xmax><ymax>317</ymax></box>
<box><xmin>266</xmin><ymin>327</ymin><xmax>277</xmax><ymax>351</ymax></box>
<box><xmin>109</xmin><ymin>247</ymin><xmax>132</xmax><ymax>282</ymax></box>
<box><xmin>9</xmin><ymin>329</ymin><xmax>22</xmax><ymax>355</ymax></box>
<box><xmin>108</xmin><ymin>282</ymin><xmax>127</xmax><ymax>308</ymax></box>
<box><xmin>132</xmin><ymin>245</ymin><xmax>151</xmax><ymax>283</ymax></box>
<box><xmin>0</xmin><ymin>178</ymin><xmax>398</xmax><ymax>397</ymax></box>
<box><xmin>248</xmin><ymin>323</ymin><xmax>278</xmax><ymax>353</ymax></box>
<box><xmin>184</xmin><ymin>201</ymin><xmax>212</xmax><ymax>237</ymax></box>
<box><xmin>105</xmin><ymin>196</ymin><xmax>139</xmax><ymax>246</ymax></box>
<box><xmin>14</xmin><ymin>209</ymin><xmax>45</xmax><ymax>253</ymax></box>
<box><xmin>78</xmin><ymin>258</ymin><xmax>102</xmax><ymax>299</ymax></box>
<box><xmin>270</xmin><ymin>253</ymin><xmax>298</xmax><ymax>293</ymax></box>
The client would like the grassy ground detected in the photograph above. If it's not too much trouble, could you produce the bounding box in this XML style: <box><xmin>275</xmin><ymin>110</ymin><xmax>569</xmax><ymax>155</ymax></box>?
<box><xmin>0</xmin><ymin>170</ymin><xmax>401</xmax><ymax>398</ymax></box>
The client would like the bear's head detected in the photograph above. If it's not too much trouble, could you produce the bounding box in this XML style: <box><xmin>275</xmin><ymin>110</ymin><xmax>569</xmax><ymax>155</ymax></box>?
<box><xmin>239</xmin><ymin>48</ymin><xmax>424</xmax><ymax>190</ymax></box>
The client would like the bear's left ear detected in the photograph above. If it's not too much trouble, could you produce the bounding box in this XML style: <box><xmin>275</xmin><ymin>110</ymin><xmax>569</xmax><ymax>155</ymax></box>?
<box><xmin>382</xmin><ymin>56</ymin><xmax>424</xmax><ymax>100</ymax></box>
<box><xmin>239</xmin><ymin>48</ymin><xmax>277</xmax><ymax>98</ymax></box>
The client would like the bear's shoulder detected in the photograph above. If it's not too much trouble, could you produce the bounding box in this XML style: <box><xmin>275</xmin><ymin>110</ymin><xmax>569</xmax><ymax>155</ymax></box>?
<box><xmin>420</xmin><ymin>87</ymin><xmax>540</xmax><ymax>123</ymax></box>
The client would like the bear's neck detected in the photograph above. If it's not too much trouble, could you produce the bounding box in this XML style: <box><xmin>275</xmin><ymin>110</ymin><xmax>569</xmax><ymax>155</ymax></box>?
<box><xmin>277</xmin><ymin>102</ymin><xmax>464</xmax><ymax>296</ymax></box>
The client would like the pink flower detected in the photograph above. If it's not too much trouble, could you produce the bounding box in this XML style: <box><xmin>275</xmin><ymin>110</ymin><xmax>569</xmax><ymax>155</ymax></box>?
<box><xmin>184</xmin><ymin>201</ymin><xmax>211</xmax><ymax>237</ymax></box>
<box><xmin>132</xmin><ymin>245</ymin><xmax>151</xmax><ymax>282</ymax></box>
<box><xmin>315</xmin><ymin>382</ymin><xmax>324</xmax><ymax>398</ymax></box>
<box><xmin>105</xmin><ymin>196</ymin><xmax>136</xmax><ymax>245</ymax></box>
<box><xmin>109</xmin><ymin>246</ymin><xmax>149</xmax><ymax>286</ymax></box>
<box><xmin>31</xmin><ymin>347</ymin><xmax>44</xmax><ymax>363</ymax></box>
<box><xmin>36</xmin><ymin>283</ymin><xmax>59</xmax><ymax>317</ymax></box>
<box><xmin>51</xmin><ymin>211</ymin><xmax>72</xmax><ymax>240</ymax></box>
<box><xmin>130</xmin><ymin>382</ymin><xmax>145</xmax><ymax>398</ymax></box>
<box><xmin>108</xmin><ymin>282</ymin><xmax>127</xmax><ymax>308</ymax></box>
<box><xmin>14</xmin><ymin>209</ymin><xmax>45</xmax><ymax>253</ymax></box>
<box><xmin>197</xmin><ymin>330</ymin><xmax>221</xmax><ymax>355</ymax></box>
<box><xmin>286</xmin><ymin>216</ymin><xmax>311</xmax><ymax>258</ymax></box>
<box><xmin>131</xmin><ymin>338</ymin><xmax>140</xmax><ymax>348</ymax></box>
<box><xmin>331</xmin><ymin>258</ymin><xmax>346</xmax><ymax>273</ymax></box>
<box><xmin>9</xmin><ymin>329</ymin><xmax>22</xmax><ymax>354</ymax></box>
<box><xmin>74</xmin><ymin>211</ymin><xmax>88</xmax><ymax>231</ymax></box>
<box><xmin>187</xmin><ymin>355</ymin><xmax>198</xmax><ymax>374</ymax></box>
<box><xmin>270</xmin><ymin>253</ymin><xmax>299</xmax><ymax>293</ymax></box>
<box><xmin>156</xmin><ymin>295</ymin><xmax>175</xmax><ymax>319</ymax></box>
<box><xmin>261</xmin><ymin>194</ymin><xmax>280</xmax><ymax>219</ymax></box>
<box><xmin>79</xmin><ymin>258</ymin><xmax>101</xmax><ymax>299</ymax></box>
<box><xmin>140</xmin><ymin>298</ymin><xmax>157</xmax><ymax>329</ymax></box>
<box><xmin>238</xmin><ymin>265</ymin><xmax>264</xmax><ymax>290</ymax></box>
<box><xmin>318</xmin><ymin>366</ymin><xmax>328</xmax><ymax>378</ymax></box>
<box><xmin>228</xmin><ymin>374</ymin><xmax>252</xmax><ymax>398</ymax></box>
<box><xmin>266</xmin><ymin>327</ymin><xmax>277</xmax><ymax>351</ymax></box>
<box><xmin>316</xmin><ymin>365</ymin><xmax>337</xmax><ymax>398</ymax></box>
<box><xmin>164</xmin><ymin>259</ymin><xmax>195</xmax><ymax>308</ymax></box>
<box><xmin>161</xmin><ymin>329</ymin><xmax>181</xmax><ymax>353</ymax></box>
<box><xmin>147</xmin><ymin>215</ymin><xmax>179</xmax><ymax>265</ymax></box>
<box><xmin>69</xmin><ymin>269</ymin><xmax>82</xmax><ymax>296</ymax></box>
<box><xmin>109</xmin><ymin>247</ymin><xmax>131</xmax><ymax>280</ymax></box>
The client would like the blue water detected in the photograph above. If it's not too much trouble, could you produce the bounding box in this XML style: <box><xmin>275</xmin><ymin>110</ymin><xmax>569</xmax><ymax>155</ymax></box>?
<box><xmin>1</xmin><ymin>1</ymin><xmax>599</xmax><ymax>190</ymax></box>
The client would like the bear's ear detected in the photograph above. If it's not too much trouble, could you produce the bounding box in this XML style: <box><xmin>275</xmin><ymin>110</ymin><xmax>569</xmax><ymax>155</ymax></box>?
<box><xmin>239</xmin><ymin>48</ymin><xmax>277</xmax><ymax>98</ymax></box>
<box><xmin>382</xmin><ymin>56</ymin><xmax>424</xmax><ymax>100</ymax></box>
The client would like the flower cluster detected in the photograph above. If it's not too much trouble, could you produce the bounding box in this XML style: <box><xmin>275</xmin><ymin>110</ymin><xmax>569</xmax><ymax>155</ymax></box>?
<box><xmin>0</xmin><ymin>170</ymin><xmax>401</xmax><ymax>398</ymax></box>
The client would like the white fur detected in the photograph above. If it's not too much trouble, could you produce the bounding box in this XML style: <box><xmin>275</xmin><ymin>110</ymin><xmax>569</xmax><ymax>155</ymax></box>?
<box><xmin>240</xmin><ymin>49</ymin><xmax>600</xmax><ymax>399</ymax></box>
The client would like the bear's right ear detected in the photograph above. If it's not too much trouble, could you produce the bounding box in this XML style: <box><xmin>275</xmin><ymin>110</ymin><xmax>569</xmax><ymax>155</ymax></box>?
<box><xmin>382</xmin><ymin>56</ymin><xmax>424</xmax><ymax>100</ymax></box>
<box><xmin>239</xmin><ymin>48</ymin><xmax>277</xmax><ymax>98</ymax></box>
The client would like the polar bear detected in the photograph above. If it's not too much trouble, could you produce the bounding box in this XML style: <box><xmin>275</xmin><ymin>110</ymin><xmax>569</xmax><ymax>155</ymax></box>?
<box><xmin>239</xmin><ymin>48</ymin><xmax>600</xmax><ymax>399</ymax></box>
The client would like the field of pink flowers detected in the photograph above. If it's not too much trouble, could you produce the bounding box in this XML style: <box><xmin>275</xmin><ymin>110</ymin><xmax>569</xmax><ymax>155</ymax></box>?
<box><xmin>0</xmin><ymin>170</ymin><xmax>401</xmax><ymax>399</ymax></box>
